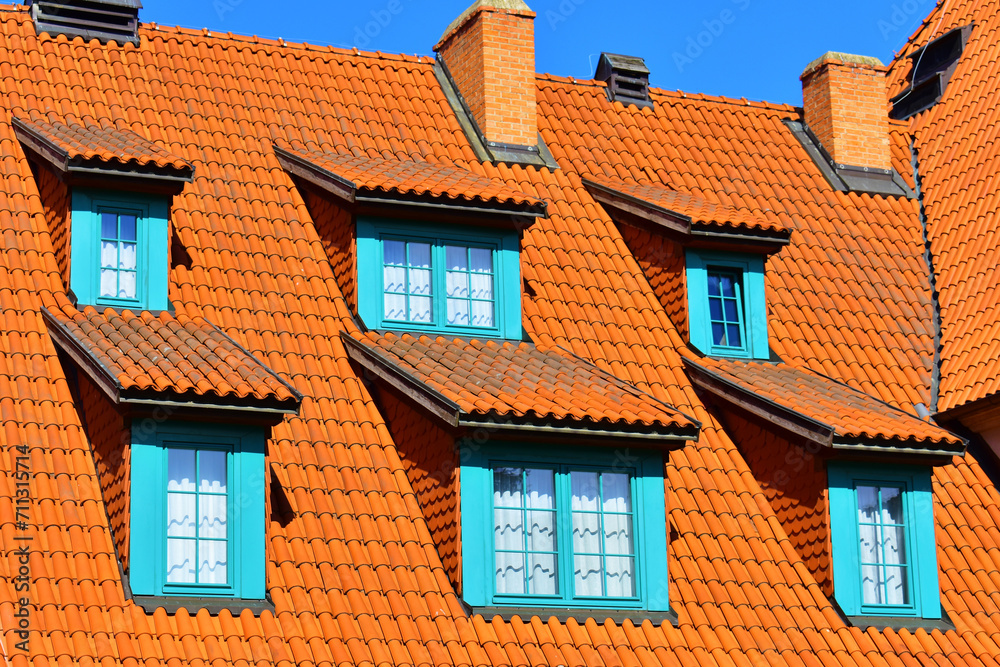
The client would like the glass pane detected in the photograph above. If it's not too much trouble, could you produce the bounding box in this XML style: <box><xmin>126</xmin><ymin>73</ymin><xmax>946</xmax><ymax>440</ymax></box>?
<box><xmin>857</xmin><ymin>486</ymin><xmax>878</xmax><ymax>522</ymax></box>
<box><xmin>525</xmin><ymin>469</ymin><xmax>555</xmax><ymax>509</ymax></box>
<box><xmin>409</xmin><ymin>268</ymin><xmax>432</xmax><ymax>296</ymax></box>
<box><xmin>446</xmin><ymin>245</ymin><xmax>468</xmax><ymax>271</ymax></box>
<box><xmin>199</xmin><ymin>494</ymin><xmax>227</xmax><ymax>539</ymax></box>
<box><xmin>603</xmin><ymin>513</ymin><xmax>633</xmax><ymax>555</ymax></box>
<box><xmin>166</xmin><ymin>493</ymin><xmax>196</xmax><ymax>537</ymax></box>
<box><xmin>384</xmin><ymin>265</ymin><xmax>406</xmax><ymax>293</ymax></box>
<box><xmin>470</xmin><ymin>247</ymin><xmax>493</xmax><ymax>273</ymax></box>
<box><xmin>471</xmin><ymin>301</ymin><xmax>494</xmax><ymax>328</ymax></box>
<box><xmin>100</xmin><ymin>269</ymin><xmax>117</xmax><ymax>298</ymax></box>
<box><xmin>711</xmin><ymin>322</ymin><xmax>726</xmax><ymax>346</ymax></box>
<box><xmin>166</xmin><ymin>538</ymin><xmax>196</xmax><ymax>583</ymax></box>
<box><xmin>528</xmin><ymin>553</ymin><xmax>558</xmax><ymax>595</ymax></box>
<box><xmin>727</xmin><ymin>324</ymin><xmax>742</xmax><ymax>347</ymax></box>
<box><xmin>574</xmin><ymin>554</ymin><xmax>603</xmax><ymax>596</ymax></box>
<box><xmin>167</xmin><ymin>450</ymin><xmax>196</xmax><ymax>492</ymax></box>
<box><xmin>409</xmin><ymin>296</ymin><xmax>432</xmax><ymax>323</ymax></box>
<box><xmin>101</xmin><ymin>212</ymin><xmax>117</xmax><ymax>239</ymax></box>
<box><xmin>572</xmin><ymin>510</ymin><xmax>601</xmax><ymax>553</ymax></box>
<box><xmin>723</xmin><ymin>298</ymin><xmax>739</xmax><ymax>322</ymax></box>
<box><xmin>707</xmin><ymin>274</ymin><xmax>720</xmax><ymax>296</ymax></box>
<box><xmin>101</xmin><ymin>241</ymin><xmax>118</xmax><ymax>269</ymax></box>
<box><xmin>858</xmin><ymin>522</ymin><xmax>879</xmax><ymax>563</ymax></box>
<box><xmin>384</xmin><ymin>293</ymin><xmax>406</xmax><ymax>321</ymax></box>
<box><xmin>861</xmin><ymin>564</ymin><xmax>881</xmax><ymax>604</ymax></box>
<box><xmin>470</xmin><ymin>273</ymin><xmax>493</xmax><ymax>300</ymax></box>
<box><xmin>494</xmin><ymin>468</ymin><xmax>523</xmax><ymax>507</ymax></box>
<box><xmin>383</xmin><ymin>240</ymin><xmax>406</xmax><ymax>266</ymax></box>
<box><xmin>495</xmin><ymin>552</ymin><xmax>525</xmax><ymax>595</ymax></box>
<box><xmin>447</xmin><ymin>299</ymin><xmax>470</xmax><ymax>326</ymax></box>
<box><xmin>447</xmin><ymin>271</ymin><xmax>469</xmax><ymax>298</ymax></box>
<box><xmin>882</xmin><ymin>525</ymin><xmax>906</xmax><ymax>565</ymax></box>
<box><xmin>718</xmin><ymin>274</ymin><xmax>735</xmax><ymax>297</ymax></box>
<box><xmin>602</xmin><ymin>474</ymin><xmax>631</xmax><ymax>513</ymax></box>
<box><xmin>119</xmin><ymin>271</ymin><xmax>137</xmax><ymax>299</ymax></box>
<box><xmin>884</xmin><ymin>566</ymin><xmax>909</xmax><ymax>605</ymax></box>
<box><xmin>120</xmin><ymin>214</ymin><xmax>137</xmax><ymax>242</ymax></box>
<box><xmin>199</xmin><ymin>540</ymin><xmax>228</xmax><ymax>584</ymax></box>
<box><xmin>881</xmin><ymin>487</ymin><xmax>903</xmax><ymax>524</ymax></box>
<box><xmin>409</xmin><ymin>242</ymin><xmax>431</xmax><ymax>268</ymax></box>
<box><xmin>605</xmin><ymin>556</ymin><xmax>635</xmax><ymax>597</ymax></box>
<box><xmin>526</xmin><ymin>510</ymin><xmax>556</xmax><ymax>552</ymax></box>
<box><xmin>709</xmin><ymin>297</ymin><xmax>723</xmax><ymax>321</ymax></box>
<box><xmin>571</xmin><ymin>472</ymin><xmax>600</xmax><ymax>512</ymax></box>
<box><xmin>199</xmin><ymin>451</ymin><xmax>227</xmax><ymax>493</ymax></box>
<box><xmin>494</xmin><ymin>508</ymin><xmax>524</xmax><ymax>551</ymax></box>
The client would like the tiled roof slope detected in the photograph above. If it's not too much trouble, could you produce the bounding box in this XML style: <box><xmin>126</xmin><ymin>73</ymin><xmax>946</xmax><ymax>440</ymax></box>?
<box><xmin>584</xmin><ymin>174</ymin><xmax>788</xmax><ymax>236</ymax></box>
<box><xmin>343</xmin><ymin>330</ymin><xmax>698</xmax><ymax>435</ymax></box>
<box><xmin>277</xmin><ymin>144</ymin><xmax>545</xmax><ymax>211</ymax></box>
<box><xmin>0</xmin><ymin>6</ymin><xmax>995</xmax><ymax>667</ymax></box>
<box><xmin>685</xmin><ymin>356</ymin><xmax>963</xmax><ymax>451</ymax></box>
<box><xmin>888</xmin><ymin>0</ymin><xmax>1000</xmax><ymax>412</ymax></box>
<box><xmin>43</xmin><ymin>304</ymin><xmax>301</xmax><ymax>407</ymax></box>
<box><xmin>11</xmin><ymin>115</ymin><xmax>193</xmax><ymax>173</ymax></box>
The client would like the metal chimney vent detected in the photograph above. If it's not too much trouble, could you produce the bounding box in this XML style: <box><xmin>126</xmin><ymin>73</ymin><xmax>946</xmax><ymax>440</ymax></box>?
<box><xmin>595</xmin><ymin>53</ymin><xmax>652</xmax><ymax>109</ymax></box>
<box><xmin>30</xmin><ymin>0</ymin><xmax>141</xmax><ymax>44</ymax></box>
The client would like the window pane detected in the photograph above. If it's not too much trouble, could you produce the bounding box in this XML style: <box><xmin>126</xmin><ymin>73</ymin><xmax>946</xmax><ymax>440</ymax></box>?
<box><xmin>101</xmin><ymin>212</ymin><xmax>118</xmax><ymax>239</ymax></box>
<box><xmin>199</xmin><ymin>494</ymin><xmax>227</xmax><ymax>539</ymax></box>
<box><xmin>199</xmin><ymin>540</ymin><xmax>228</xmax><ymax>584</ymax></box>
<box><xmin>100</xmin><ymin>269</ymin><xmax>118</xmax><ymax>298</ymax></box>
<box><xmin>528</xmin><ymin>553</ymin><xmax>558</xmax><ymax>595</ymax></box>
<box><xmin>572</xmin><ymin>509</ymin><xmax>601</xmax><ymax>554</ymax></box>
<box><xmin>119</xmin><ymin>271</ymin><xmax>137</xmax><ymax>299</ymax></box>
<box><xmin>383</xmin><ymin>240</ymin><xmax>406</xmax><ymax>266</ymax></box>
<box><xmin>447</xmin><ymin>271</ymin><xmax>469</xmax><ymax>298</ymax></box>
<box><xmin>120</xmin><ymin>214</ymin><xmax>137</xmax><ymax>242</ymax></box>
<box><xmin>723</xmin><ymin>298</ymin><xmax>739</xmax><ymax>322</ymax></box>
<box><xmin>861</xmin><ymin>564</ymin><xmax>881</xmax><ymax>604</ymax></box>
<box><xmin>882</xmin><ymin>525</ymin><xmax>906</xmax><ymax>565</ymax></box>
<box><xmin>446</xmin><ymin>245</ymin><xmax>468</xmax><ymax>271</ymax></box>
<box><xmin>718</xmin><ymin>274</ymin><xmax>735</xmax><ymax>297</ymax></box>
<box><xmin>527</xmin><ymin>510</ymin><xmax>556</xmax><ymax>552</ymax></box>
<box><xmin>166</xmin><ymin>539</ymin><xmax>196</xmax><ymax>583</ymax></box>
<box><xmin>525</xmin><ymin>468</ymin><xmax>555</xmax><ymax>509</ymax></box>
<box><xmin>470</xmin><ymin>248</ymin><xmax>492</xmax><ymax>273</ymax></box>
<box><xmin>495</xmin><ymin>552</ymin><xmax>525</xmax><ymax>595</ymax></box>
<box><xmin>571</xmin><ymin>472</ymin><xmax>600</xmax><ymax>512</ymax></box>
<box><xmin>409</xmin><ymin>268</ymin><xmax>432</xmax><ymax>296</ymax></box>
<box><xmin>166</xmin><ymin>494</ymin><xmax>196</xmax><ymax>537</ymax></box>
<box><xmin>884</xmin><ymin>566</ymin><xmax>909</xmax><ymax>605</ymax></box>
<box><xmin>726</xmin><ymin>324</ymin><xmax>742</xmax><ymax>347</ymax></box>
<box><xmin>167</xmin><ymin>450</ymin><xmax>196</xmax><ymax>492</ymax></box>
<box><xmin>447</xmin><ymin>299</ymin><xmax>470</xmax><ymax>326</ymax></box>
<box><xmin>409</xmin><ymin>296</ymin><xmax>432</xmax><ymax>323</ymax></box>
<box><xmin>709</xmin><ymin>297</ymin><xmax>723</xmax><ymax>321</ymax></box>
<box><xmin>574</xmin><ymin>554</ymin><xmax>603</xmax><ymax>596</ymax></box>
<box><xmin>881</xmin><ymin>487</ymin><xmax>903</xmax><ymax>524</ymax></box>
<box><xmin>101</xmin><ymin>241</ymin><xmax>118</xmax><ymax>269</ymax></box>
<box><xmin>857</xmin><ymin>486</ymin><xmax>878</xmax><ymax>522</ymax></box>
<box><xmin>470</xmin><ymin>272</ymin><xmax>493</xmax><ymax>300</ymax></box>
<box><xmin>711</xmin><ymin>322</ymin><xmax>726</xmax><ymax>346</ymax></box>
<box><xmin>494</xmin><ymin>468</ymin><xmax>523</xmax><ymax>507</ymax></box>
<box><xmin>602</xmin><ymin>474</ymin><xmax>631</xmax><ymax>513</ymax></box>
<box><xmin>199</xmin><ymin>451</ymin><xmax>227</xmax><ymax>493</ymax></box>
<box><xmin>384</xmin><ymin>265</ymin><xmax>406</xmax><ymax>293</ymax></box>
<box><xmin>384</xmin><ymin>293</ymin><xmax>406</xmax><ymax>321</ymax></box>
<box><xmin>605</xmin><ymin>556</ymin><xmax>635</xmax><ymax>597</ymax></box>
<box><xmin>409</xmin><ymin>242</ymin><xmax>431</xmax><ymax>268</ymax></box>
<box><xmin>494</xmin><ymin>508</ymin><xmax>524</xmax><ymax>551</ymax></box>
<box><xmin>471</xmin><ymin>301</ymin><xmax>494</xmax><ymax>328</ymax></box>
<box><xmin>603</xmin><ymin>513</ymin><xmax>633</xmax><ymax>555</ymax></box>
<box><xmin>707</xmin><ymin>274</ymin><xmax>720</xmax><ymax>296</ymax></box>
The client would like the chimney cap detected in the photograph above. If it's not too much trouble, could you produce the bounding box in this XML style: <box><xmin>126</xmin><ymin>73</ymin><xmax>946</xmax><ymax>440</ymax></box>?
<box><xmin>801</xmin><ymin>52</ymin><xmax>885</xmax><ymax>79</ymax></box>
<box><xmin>435</xmin><ymin>0</ymin><xmax>534</xmax><ymax>51</ymax></box>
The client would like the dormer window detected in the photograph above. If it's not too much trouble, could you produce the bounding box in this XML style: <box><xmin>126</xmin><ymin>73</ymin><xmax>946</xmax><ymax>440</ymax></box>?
<box><xmin>11</xmin><ymin>117</ymin><xmax>193</xmax><ymax>311</ymax></box>
<box><xmin>686</xmin><ymin>250</ymin><xmax>767</xmax><ymax>359</ymax></box>
<box><xmin>274</xmin><ymin>146</ymin><xmax>546</xmax><ymax>340</ymax></box>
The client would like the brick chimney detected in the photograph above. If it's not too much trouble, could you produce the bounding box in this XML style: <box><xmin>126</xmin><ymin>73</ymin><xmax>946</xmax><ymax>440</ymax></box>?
<box><xmin>800</xmin><ymin>52</ymin><xmax>891</xmax><ymax>171</ymax></box>
<box><xmin>434</xmin><ymin>0</ymin><xmax>537</xmax><ymax>149</ymax></box>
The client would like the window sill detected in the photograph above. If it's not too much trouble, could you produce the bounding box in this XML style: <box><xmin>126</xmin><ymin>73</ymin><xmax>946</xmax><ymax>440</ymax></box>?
<box><xmin>132</xmin><ymin>595</ymin><xmax>274</xmax><ymax>615</ymax></box>
<box><xmin>844</xmin><ymin>612</ymin><xmax>954</xmax><ymax>632</ymax></box>
<box><xmin>467</xmin><ymin>605</ymin><xmax>676</xmax><ymax>625</ymax></box>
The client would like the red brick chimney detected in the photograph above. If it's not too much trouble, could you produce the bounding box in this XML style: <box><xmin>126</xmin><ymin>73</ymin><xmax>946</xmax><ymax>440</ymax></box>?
<box><xmin>800</xmin><ymin>52</ymin><xmax>891</xmax><ymax>171</ymax></box>
<box><xmin>435</xmin><ymin>0</ymin><xmax>537</xmax><ymax>149</ymax></box>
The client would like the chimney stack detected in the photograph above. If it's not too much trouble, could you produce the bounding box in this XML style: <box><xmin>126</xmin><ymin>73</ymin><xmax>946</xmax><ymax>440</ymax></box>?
<box><xmin>435</xmin><ymin>0</ymin><xmax>537</xmax><ymax>149</ymax></box>
<box><xmin>800</xmin><ymin>52</ymin><xmax>891</xmax><ymax>172</ymax></box>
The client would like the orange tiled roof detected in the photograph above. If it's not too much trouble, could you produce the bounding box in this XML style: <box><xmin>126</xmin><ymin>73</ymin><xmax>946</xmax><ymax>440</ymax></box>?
<box><xmin>43</xmin><ymin>304</ymin><xmax>301</xmax><ymax>409</ymax></box>
<box><xmin>343</xmin><ymin>330</ymin><xmax>699</xmax><ymax>437</ymax></box>
<box><xmin>11</xmin><ymin>115</ymin><xmax>193</xmax><ymax>175</ymax></box>
<box><xmin>0</xmin><ymin>5</ymin><xmax>996</xmax><ymax>667</ymax></box>
<box><xmin>583</xmin><ymin>173</ymin><xmax>789</xmax><ymax>237</ymax></box>
<box><xmin>888</xmin><ymin>1</ymin><xmax>1000</xmax><ymax>412</ymax></box>
<box><xmin>276</xmin><ymin>143</ymin><xmax>546</xmax><ymax>213</ymax></box>
<box><xmin>685</xmin><ymin>356</ymin><xmax>964</xmax><ymax>454</ymax></box>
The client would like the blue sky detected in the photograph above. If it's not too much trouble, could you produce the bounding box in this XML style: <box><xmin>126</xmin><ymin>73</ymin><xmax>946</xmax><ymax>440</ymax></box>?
<box><xmin>140</xmin><ymin>0</ymin><xmax>938</xmax><ymax>105</ymax></box>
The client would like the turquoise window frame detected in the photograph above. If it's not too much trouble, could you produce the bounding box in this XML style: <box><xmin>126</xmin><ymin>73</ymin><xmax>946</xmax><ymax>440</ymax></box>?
<box><xmin>828</xmin><ymin>462</ymin><xmax>940</xmax><ymax>619</ymax></box>
<box><xmin>357</xmin><ymin>217</ymin><xmax>521</xmax><ymax>339</ymax></box>
<box><xmin>70</xmin><ymin>189</ymin><xmax>170</xmax><ymax>311</ymax></box>
<box><xmin>460</xmin><ymin>443</ymin><xmax>670</xmax><ymax>612</ymax></box>
<box><xmin>130</xmin><ymin>421</ymin><xmax>266</xmax><ymax>600</ymax></box>
<box><xmin>685</xmin><ymin>250</ymin><xmax>768</xmax><ymax>359</ymax></box>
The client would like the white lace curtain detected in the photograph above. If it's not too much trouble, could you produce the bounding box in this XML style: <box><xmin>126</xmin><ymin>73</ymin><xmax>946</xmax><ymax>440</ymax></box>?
<box><xmin>857</xmin><ymin>485</ymin><xmax>908</xmax><ymax>605</ymax></box>
<box><xmin>166</xmin><ymin>449</ymin><xmax>229</xmax><ymax>585</ymax></box>
<box><xmin>100</xmin><ymin>212</ymin><xmax>137</xmax><ymax>299</ymax></box>
<box><xmin>493</xmin><ymin>467</ymin><xmax>635</xmax><ymax>598</ymax></box>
